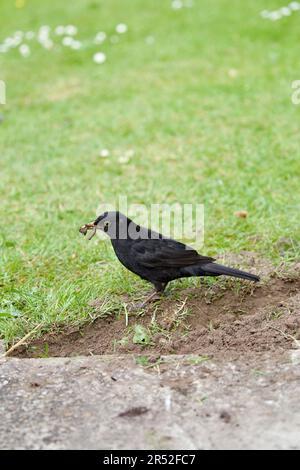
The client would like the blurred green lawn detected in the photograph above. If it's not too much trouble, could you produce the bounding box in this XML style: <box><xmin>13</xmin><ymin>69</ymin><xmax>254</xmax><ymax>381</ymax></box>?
<box><xmin>0</xmin><ymin>0</ymin><xmax>299</xmax><ymax>343</ymax></box>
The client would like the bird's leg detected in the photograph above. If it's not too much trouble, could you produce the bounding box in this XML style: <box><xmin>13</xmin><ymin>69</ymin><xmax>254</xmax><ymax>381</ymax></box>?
<box><xmin>139</xmin><ymin>290</ymin><xmax>161</xmax><ymax>308</ymax></box>
<box><xmin>154</xmin><ymin>282</ymin><xmax>167</xmax><ymax>295</ymax></box>
<box><xmin>134</xmin><ymin>282</ymin><xmax>167</xmax><ymax>309</ymax></box>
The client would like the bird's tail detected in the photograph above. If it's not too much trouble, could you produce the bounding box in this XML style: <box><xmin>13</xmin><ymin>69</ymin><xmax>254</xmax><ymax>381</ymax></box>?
<box><xmin>202</xmin><ymin>263</ymin><xmax>260</xmax><ymax>282</ymax></box>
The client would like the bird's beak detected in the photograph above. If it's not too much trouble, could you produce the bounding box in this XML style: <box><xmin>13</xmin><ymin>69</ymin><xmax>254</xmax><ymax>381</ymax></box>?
<box><xmin>79</xmin><ymin>222</ymin><xmax>97</xmax><ymax>240</ymax></box>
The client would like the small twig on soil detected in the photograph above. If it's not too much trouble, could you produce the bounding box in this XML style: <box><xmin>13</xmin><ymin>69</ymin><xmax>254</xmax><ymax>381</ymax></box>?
<box><xmin>2</xmin><ymin>323</ymin><xmax>43</xmax><ymax>358</ymax></box>
<box><xmin>174</xmin><ymin>298</ymin><xmax>187</xmax><ymax>316</ymax></box>
<box><xmin>143</xmin><ymin>357</ymin><xmax>165</xmax><ymax>370</ymax></box>
<box><xmin>123</xmin><ymin>303</ymin><xmax>129</xmax><ymax>327</ymax></box>
<box><xmin>268</xmin><ymin>325</ymin><xmax>300</xmax><ymax>349</ymax></box>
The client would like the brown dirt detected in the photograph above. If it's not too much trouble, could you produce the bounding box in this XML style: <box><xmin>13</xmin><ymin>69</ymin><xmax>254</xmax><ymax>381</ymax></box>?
<box><xmin>13</xmin><ymin>255</ymin><xmax>300</xmax><ymax>359</ymax></box>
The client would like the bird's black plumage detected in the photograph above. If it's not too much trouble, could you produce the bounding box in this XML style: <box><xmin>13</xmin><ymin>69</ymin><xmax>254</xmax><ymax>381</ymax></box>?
<box><xmin>80</xmin><ymin>211</ymin><xmax>260</xmax><ymax>296</ymax></box>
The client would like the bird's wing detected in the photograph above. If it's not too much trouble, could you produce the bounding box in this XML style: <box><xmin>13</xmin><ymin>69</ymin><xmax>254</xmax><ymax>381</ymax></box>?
<box><xmin>132</xmin><ymin>238</ymin><xmax>215</xmax><ymax>268</ymax></box>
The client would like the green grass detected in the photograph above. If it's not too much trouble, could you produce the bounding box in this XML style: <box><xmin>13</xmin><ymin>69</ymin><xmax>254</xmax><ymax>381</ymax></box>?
<box><xmin>1</xmin><ymin>0</ymin><xmax>299</xmax><ymax>344</ymax></box>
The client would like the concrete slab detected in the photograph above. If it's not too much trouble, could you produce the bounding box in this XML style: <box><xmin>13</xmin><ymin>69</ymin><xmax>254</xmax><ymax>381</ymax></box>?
<box><xmin>0</xmin><ymin>352</ymin><xmax>299</xmax><ymax>449</ymax></box>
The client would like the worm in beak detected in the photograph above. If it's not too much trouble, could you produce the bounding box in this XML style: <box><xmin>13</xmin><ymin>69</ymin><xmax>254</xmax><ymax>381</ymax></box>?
<box><xmin>79</xmin><ymin>223</ymin><xmax>97</xmax><ymax>240</ymax></box>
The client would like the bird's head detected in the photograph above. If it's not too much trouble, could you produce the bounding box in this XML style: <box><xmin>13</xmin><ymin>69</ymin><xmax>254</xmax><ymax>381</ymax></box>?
<box><xmin>79</xmin><ymin>211</ymin><xmax>131</xmax><ymax>240</ymax></box>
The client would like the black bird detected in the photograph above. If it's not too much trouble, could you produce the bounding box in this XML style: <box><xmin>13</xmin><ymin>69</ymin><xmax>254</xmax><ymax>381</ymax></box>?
<box><xmin>80</xmin><ymin>211</ymin><xmax>259</xmax><ymax>306</ymax></box>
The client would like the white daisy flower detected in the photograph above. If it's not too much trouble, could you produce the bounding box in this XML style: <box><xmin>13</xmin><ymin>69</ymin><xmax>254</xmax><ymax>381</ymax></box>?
<box><xmin>118</xmin><ymin>155</ymin><xmax>130</xmax><ymax>164</ymax></box>
<box><xmin>269</xmin><ymin>11</ymin><xmax>282</xmax><ymax>21</ymax></box>
<box><xmin>172</xmin><ymin>0</ymin><xmax>183</xmax><ymax>10</ymax></box>
<box><xmin>280</xmin><ymin>7</ymin><xmax>291</xmax><ymax>16</ymax></box>
<box><xmin>19</xmin><ymin>44</ymin><xmax>30</xmax><ymax>57</ymax></box>
<box><xmin>94</xmin><ymin>32</ymin><xmax>107</xmax><ymax>44</ymax></box>
<box><xmin>62</xmin><ymin>36</ymin><xmax>73</xmax><ymax>46</ymax></box>
<box><xmin>4</xmin><ymin>37</ymin><xmax>15</xmax><ymax>48</ymax></box>
<box><xmin>65</xmin><ymin>25</ymin><xmax>78</xmax><ymax>36</ymax></box>
<box><xmin>39</xmin><ymin>25</ymin><xmax>50</xmax><ymax>38</ymax></box>
<box><xmin>10</xmin><ymin>37</ymin><xmax>22</xmax><ymax>48</ymax></box>
<box><xmin>40</xmin><ymin>25</ymin><xmax>50</xmax><ymax>32</ymax></box>
<box><xmin>70</xmin><ymin>40</ymin><xmax>82</xmax><ymax>50</ymax></box>
<box><xmin>38</xmin><ymin>27</ymin><xmax>50</xmax><ymax>44</ymax></box>
<box><xmin>99</xmin><ymin>149</ymin><xmax>110</xmax><ymax>158</ymax></box>
<box><xmin>116</xmin><ymin>23</ymin><xmax>128</xmax><ymax>34</ymax></box>
<box><xmin>260</xmin><ymin>10</ymin><xmax>270</xmax><ymax>19</ymax></box>
<box><xmin>55</xmin><ymin>25</ymin><xmax>65</xmax><ymax>35</ymax></box>
<box><xmin>14</xmin><ymin>31</ymin><xmax>24</xmax><ymax>39</ymax></box>
<box><xmin>289</xmin><ymin>2</ymin><xmax>300</xmax><ymax>11</ymax></box>
<box><xmin>93</xmin><ymin>52</ymin><xmax>106</xmax><ymax>64</ymax></box>
<box><xmin>41</xmin><ymin>39</ymin><xmax>54</xmax><ymax>50</ymax></box>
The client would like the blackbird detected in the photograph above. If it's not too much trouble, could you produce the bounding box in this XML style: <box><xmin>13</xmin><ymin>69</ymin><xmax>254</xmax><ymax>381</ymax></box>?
<box><xmin>80</xmin><ymin>211</ymin><xmax>259</xmax><ymax>305</ymax></box>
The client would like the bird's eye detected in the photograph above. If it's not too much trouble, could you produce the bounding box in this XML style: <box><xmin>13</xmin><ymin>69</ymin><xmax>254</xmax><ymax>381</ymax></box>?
<box><xmin>104</xmin><ymin>221</ymin><xmax>109</xmax><ymax>232</ymax></box>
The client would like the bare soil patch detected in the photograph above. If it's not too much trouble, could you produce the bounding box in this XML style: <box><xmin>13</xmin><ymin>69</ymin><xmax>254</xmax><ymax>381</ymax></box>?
<box><xmin>13</xmin><ymin>255</ymin><xmax>300</xmax><ymax>359</ymax></box>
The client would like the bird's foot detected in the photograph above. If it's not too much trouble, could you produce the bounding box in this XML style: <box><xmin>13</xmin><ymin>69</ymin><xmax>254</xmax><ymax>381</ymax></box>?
<box><xmin>131</xmin><ymin>291</ymin><xmax>162</xmax><ymax>310</ymax></box>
